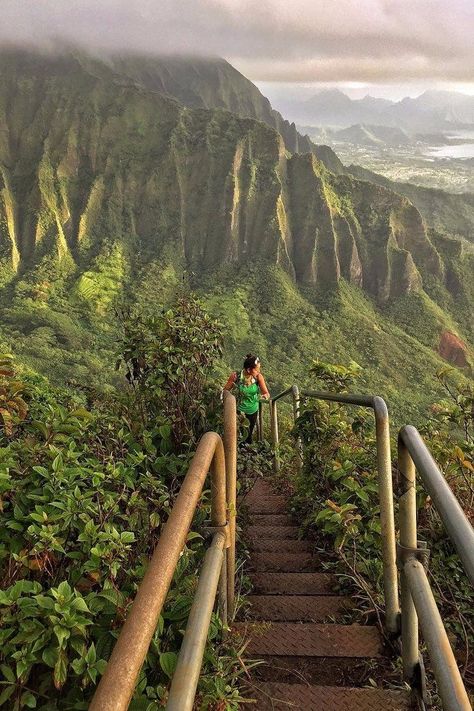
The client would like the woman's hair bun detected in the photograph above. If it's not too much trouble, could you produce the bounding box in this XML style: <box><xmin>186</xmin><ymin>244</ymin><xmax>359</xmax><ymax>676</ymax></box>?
<box><xmin>243</xmin><ymin>353</ymin><xmax>260</xmax><ymax>370</ymax></box>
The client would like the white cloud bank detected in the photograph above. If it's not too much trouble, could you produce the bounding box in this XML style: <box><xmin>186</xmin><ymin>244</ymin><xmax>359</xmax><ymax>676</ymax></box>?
<box><xmin>0</xmin><ymin>0</ymin><xmax>473</xmax><ymax>84</ymax></box>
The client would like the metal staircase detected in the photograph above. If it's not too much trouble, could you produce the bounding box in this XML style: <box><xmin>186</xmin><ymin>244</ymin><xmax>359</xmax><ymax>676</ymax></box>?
<box><xmin>88</xmin><ymin>388</ymin><xmax>473</xmax><ymax>711</ymax></box>
<box><xmin>236</xmin><ymin>477</ymin><xmax>411</xmax><ymax>710</ymax></box>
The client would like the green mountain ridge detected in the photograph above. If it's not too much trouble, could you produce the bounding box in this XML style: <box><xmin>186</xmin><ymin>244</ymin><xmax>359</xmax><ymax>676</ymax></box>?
<box><xmin>102</xmin><ymin>49</ymin><xmax>474</xmax><ymax>244</ymax></box>
<box><xmin>84</xmin><ymin>49</ymin><xmax>474</xmax><ymax>240</ymax></box>
<box><xmin>0</xmin><ymin>50</ymin><xmax>454</xmax><ymax>300</ymax></box>
<box><xmin>0</xmin><ymin>48</ymin><xmax>472</xmax><ymax>418</ymax></box>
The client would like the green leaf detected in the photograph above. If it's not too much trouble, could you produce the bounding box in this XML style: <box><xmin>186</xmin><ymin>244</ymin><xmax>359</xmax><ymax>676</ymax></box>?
<box><xmin>186</xmin><ymin>531</ymin><xmax>203</xmax><ymax>542</ymax></box>
<box><xmin>71</xmin><ymin>597</ymin><xmax>90</xmax><ymax>613</ymax></box>
<box><xmin>0</xmin><ymin>686</ymin><xmax>15</xmax><ymax>706</ymax></box>
<box><xmin>42</xmin><ymin>646</ymin><xmax>58</xmax><ymax>668</ymax></box>
<box><xmin>21</xmin><ymin>692</ymin><xmax>37</xmax><ymax>708</ymax></box>
<box><xmin>85</xmin><ymin>643</ymin><xmax>96</xmax><ymax>665</ymax></box>
<box><xmin>0</xmin><ymin>590</ymin><xmax>11</xmax><ymax>606</ymax></box>
<box><xmin>159</xmin><ymin>652</ymin><xmax>177</xmax><ymax>679</ymax></box>
<box><xmin>0</xmin><ymin>664</ymin><xmax>15</xmax><ymax>682</ymax></box>
<box><xmin>120</xmin><ymin>531</ymin><xmax>135</xmax><ymax>544</ymax></box>
<box><xmin>56</xmin><ymin>581</ymin><xmax>72</xmax><ymax>599</ymax></box>
<box><xmin>96</xmin><ymin>659</ymin><xmax>107</xmax><ymax>675</ymax></box>
<box><xmin>53</xmin><ymin>649</ymin><xmax>68</xmax><ymax>690</ymax></box>
<box><xmin>53</xmin><ymin>625</ymin><xmax>70</xmax><ymax>648</ymax></box>
<box><xmin>35</xmin><ymin>595</ymin><xmax>54</xmax><ymax>610</ymax></box>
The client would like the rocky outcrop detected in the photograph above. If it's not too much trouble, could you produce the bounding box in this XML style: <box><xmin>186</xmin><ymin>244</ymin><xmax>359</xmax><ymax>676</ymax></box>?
<box><xmin>439</xmin><ymin>331</ymin><xmax>469</xmax><ymax>367</ymax></box>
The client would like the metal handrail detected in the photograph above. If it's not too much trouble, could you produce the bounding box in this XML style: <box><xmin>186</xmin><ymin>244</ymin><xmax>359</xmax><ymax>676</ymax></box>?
<box><xmin>257</xmin><ymin>385</ymin><xmax>301</xmax><ymax>470</ymax></box>
<box><xmin>265</xmin><ymin>388</ymin><xmax>473</xmax><ymax>706</ymax></box>
<box><xmin>262</xmin><ymin>386</ymin><xmax>399</xmax><ymax>635</ymax></box>
<box><xmin>398</xmin><ymin>426</ymin><xmax>473</xmax><ymax>710</ymax></box>
<box><xmin>89</xmin><ymin>392</ymin><xmax>237</xmax><ymax>711</ymax></box>
<box><xmin>400</xmin><ymin>425</ymin><xmax>474</xmax><ymax>585</ymax></box>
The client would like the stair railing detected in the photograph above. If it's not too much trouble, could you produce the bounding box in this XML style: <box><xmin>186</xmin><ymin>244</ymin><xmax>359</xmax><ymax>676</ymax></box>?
<box><xmin>89</xmin><ymin>392</ymin><xmax>237</xmax><ymax>711</ymax></box>
<box><xmin>263</xmin><ymin>386</ymin><xmax>473</xmax><ymax>707</ymax></box>
<box><xmin>261</xmin><ymin>387</ymin><xmax>399</xmax><ymax>635</ymax></box>
<box><xmin>398</xmin><ymin>425</ymin><xmax>473</xmax><ymax>711</ymax></box>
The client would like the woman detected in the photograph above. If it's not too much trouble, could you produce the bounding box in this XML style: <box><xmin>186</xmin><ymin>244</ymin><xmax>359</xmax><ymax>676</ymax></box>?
<box><xmin>224</xmin><ymin>354</ymin><xmax>270</xmax><ymax>444</ymax></box>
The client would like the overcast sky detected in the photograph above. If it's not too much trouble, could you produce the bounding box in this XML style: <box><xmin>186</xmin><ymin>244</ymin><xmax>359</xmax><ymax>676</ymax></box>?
<box><xmin>1</xmin><ymin>0</ymin><xmax>473</xmax><ymax>99</ymax></box>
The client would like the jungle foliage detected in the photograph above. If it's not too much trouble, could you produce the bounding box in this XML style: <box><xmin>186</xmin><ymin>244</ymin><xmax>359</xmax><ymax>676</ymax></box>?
<box><xmin>0</xmin><ymin>298</ymin><xmax>246</xmax><ymax>710</ymax></box>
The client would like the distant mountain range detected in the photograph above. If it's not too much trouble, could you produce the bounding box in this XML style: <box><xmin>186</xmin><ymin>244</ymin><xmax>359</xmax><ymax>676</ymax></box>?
<box><xmin>273</xmin><ymin>89</ymin><xmax>474</xmax><ymax>132</ymax></box>
<box><xmin>328</xmin><ymin>124</ymin><xmax>412</xmax><ymax>147</ymax></box>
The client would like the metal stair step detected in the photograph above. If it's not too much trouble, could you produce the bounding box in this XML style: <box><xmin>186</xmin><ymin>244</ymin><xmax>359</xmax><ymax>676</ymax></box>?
<box><xmin>251</xmin><ymin>655</ymin><xmax>376</xmax><ymax>686</ymax></box>
<box><xmin>245</xmin><ymin>595</ymin><xmax>353</xmax><ymax>621</ymax></box>
<box><xmin>250</xmin><ymin>572</ymin><xmax>337</xmax><ymax>595</ymax></box>
<box><xmin>249</xmin><ymin>552</ymin><xmax>320</xmax><ymax>572</ymax></box>
<box><xmin>246</xmin><ymin>525</ymin><xmax>300</xmax><ymax>540</ymax></box>
<box><xmin>247</xmin><ymin>682</ymin><xmax>412</xmax><ymax>710</ymax></box>
<box><xmin>233</xmin><ymin>622</ymin><xmax>383</xmax><ymax>657</ymax></box>
<box><xmin>245</xmin><ymin>496</ymin><xmax>288</xmax><ymax>514</ymax></box>
<box><xmin>250</xmin><ymin>514</ymin><xmax>293</xmax><ymax>526</ymax></box>
<box><xmin>245</xmin><ymin>479</ymin><xmax>275</xmax><ymax>498</ymax></box>
<box><xmin>248</xmin><ymin>538</ymin><xmax>314</xmax><ymax>553</ymax></box>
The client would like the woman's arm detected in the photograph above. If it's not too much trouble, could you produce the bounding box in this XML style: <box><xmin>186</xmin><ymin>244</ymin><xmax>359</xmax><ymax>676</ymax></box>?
<box><xmin>223</xmin><ymin>372</ymin><xmax>237</xmax><ymax>391</ymax></box>
<box><xmin>257</xmin><ymin>373</ymin><xmax>270</xmax><ymax>399</ymax></box>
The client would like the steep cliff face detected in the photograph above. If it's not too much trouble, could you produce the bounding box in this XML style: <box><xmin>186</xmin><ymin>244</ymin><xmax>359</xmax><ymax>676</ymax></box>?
<box><xmin>348</xmin><ymin>164</ymin><xmax>474</xmax><ymax>242</ymax></box>
<box><xmin>93</xmin><ymin>51</ymin><xmax>473</xmax><ymax>242</ymax></box>
<box><xmin>0</xmin><ymin>50</ymin><xmax>448</xmax><ymax>309</ymax></box>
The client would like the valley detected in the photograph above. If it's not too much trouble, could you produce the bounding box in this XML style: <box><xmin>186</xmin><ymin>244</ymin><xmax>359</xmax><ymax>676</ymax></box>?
<box><xmin>299</xmin><ymin>126</ymin><xmax>474</xmax><ymax>193</ymax></box>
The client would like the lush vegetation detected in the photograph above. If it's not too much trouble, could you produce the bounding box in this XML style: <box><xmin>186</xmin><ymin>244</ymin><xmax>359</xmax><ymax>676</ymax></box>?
<box><xmin>1</xmin><ymin>48</ymin><xmax>472</xmax><ymax>424</ymax></box>
<box><xmin>283</xmin><ymin>360</ymin><xmax>473</xmax><ymax>702</ymax></box>
<box><xmin>0</xmin><ymin>297</ymin><xmax>247</xmax><ymax>710</ymax></box>
<box><xmin>0</xmin><ymin>47</ymin><xmax>473</xmax><ymax>711</ymax></box>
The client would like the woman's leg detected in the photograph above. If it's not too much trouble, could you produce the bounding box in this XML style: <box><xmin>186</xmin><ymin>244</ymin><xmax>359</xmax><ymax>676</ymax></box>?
<box><xmin>244</xmin><ymin>411</ymin><xmax>258</xmax><ymax>444</ymax></box>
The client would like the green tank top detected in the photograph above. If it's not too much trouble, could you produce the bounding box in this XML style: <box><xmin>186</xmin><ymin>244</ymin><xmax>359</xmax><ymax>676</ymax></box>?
<box><xmin>236</xmin><ymin>372</ymin><xmax>260</xmax><ymax>415</ymax></box>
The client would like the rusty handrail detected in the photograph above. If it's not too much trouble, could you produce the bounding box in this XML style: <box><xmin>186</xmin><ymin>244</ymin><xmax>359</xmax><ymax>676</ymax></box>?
<box><xmin>90</xmin><ymin>394</ymin><xmax>237</xmax><ymax>711</ymax></box>
<box><xmin>223</xmin><ymin>391</ymin><xmax>237</xmax><ymax>618</ymax></box>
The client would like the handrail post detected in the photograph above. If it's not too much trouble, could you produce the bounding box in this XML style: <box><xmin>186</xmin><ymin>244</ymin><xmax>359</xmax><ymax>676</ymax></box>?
<box><xmin>257</xmin><ymin>401</ymin><xmax>264</xmax><ymax>442</ymax></box>
<box><xmin>291</xmin><ymin>384</ymin><xmax>303</xmax><ymax>473</ymax></box>
<box><xmin>223</xmin><ymin>391</ymin><xmax>237</xmax><ymax>619</ymax></box>
<box><xmin>373</xmin><ymin>397</ymin><xmax>399</xmax><ymax>634</ymax></box>
<box><xmin>210</xmin><ymin>438</ymin><xmax>228</xmax><ymax>628</ymax></box>
<box><xmin>398</xmin><ymin>437</ymin><xmax>419</xmax><ymax>685</ymax></box>
<box><xmin>270</xmin><ymin>399</ymin><xmax>279</xmax><ymax>473</ymax></box>
<box><xmin>400</xmin><ymin>425</ymin><xmax>474</xmax><ymax>586</ymax></box>
<box><xmin>404</xmin><ymin>559</ymin><xmax>471</xmax><ymax>711</ymax></box>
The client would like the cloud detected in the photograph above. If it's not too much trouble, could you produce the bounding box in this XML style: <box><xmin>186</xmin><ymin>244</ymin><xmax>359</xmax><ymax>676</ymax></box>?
<box><xmin>0</xmin><ymin>0</ymin><xmax>473</xmax><ymax>83</ymax></box>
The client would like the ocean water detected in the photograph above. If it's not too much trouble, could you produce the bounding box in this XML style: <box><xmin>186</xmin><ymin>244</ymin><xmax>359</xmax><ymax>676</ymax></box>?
<box><xmin>425</xmin><ymin>130</ymin><xmax>474</xmax><ymax>159</ymax></box>
<box><xmin>426</xmin><ymin>144</ymin><xmax>474</xmax><ymax>159</ymax></box>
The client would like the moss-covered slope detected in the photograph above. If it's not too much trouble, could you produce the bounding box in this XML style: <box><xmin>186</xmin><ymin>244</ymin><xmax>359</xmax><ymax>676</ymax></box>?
<box><xmin>0</xmin><ymin>49</ymin><xmax>472</xmax><ymax>405</ymax></box>
<box><xmin>0</xmin><ymin>51</ymin><xmax>449</xmax><ymax>302</ymax></box>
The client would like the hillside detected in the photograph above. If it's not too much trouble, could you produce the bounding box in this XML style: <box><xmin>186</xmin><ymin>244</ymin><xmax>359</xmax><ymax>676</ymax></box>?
<box><xmin>333</xmin><ymin>124</ymin><xmax>412</xmax><ymax>147</ymax></box>
<box><xmin>0</xmin><ymin>48</ymin><xmax>472</xmax><ymax>419</ymax></box>
<box><xmin>347</xmin><ymin>164</ymin><xmax>474</xmax><ymax>241</ymax></box>
<box><xmin>94</xmin><ymin>51</ymin><xmax>474</xmax><ymax>247</ymax></box>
